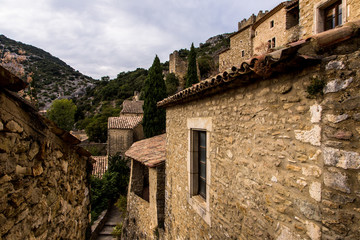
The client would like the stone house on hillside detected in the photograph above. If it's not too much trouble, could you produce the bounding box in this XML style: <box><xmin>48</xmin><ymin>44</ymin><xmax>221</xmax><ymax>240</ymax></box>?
<box><xmin>0</xmin><ymin>65</ymin><xmax>92</xmax><ymax>239</ymax></box>
<box><xmin>123</xmin><ymin>134</ymin><xmax>166</xmax><ymax>239</ymax></box>
<box><xmin>107</xmin><ymin>96</ymin><xmax>144</xmax><ymax>156</ymax></box>
<box><xmin>157</xmin><ymin>20</ymin><xmax>360</xmax><ymax>239</ymax></box>
<box><xmin>92</xmin><ymin>155</ymin><xmax>108</xmax><ymax>178</ymax></box>
<box><xmin>219</xmin><ymin>0</ymin><xmax>360</xmax><ymax>72</ymax></box>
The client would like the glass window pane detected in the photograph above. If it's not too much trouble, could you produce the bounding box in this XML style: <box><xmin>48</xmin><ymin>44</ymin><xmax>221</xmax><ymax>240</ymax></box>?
<box><xmin>199</xmin><ymin>147</ymin><xmax>206</xmax><ymax>161</ymax></box>
<box><xmin>200</xmin><ymin>163</ymin><xmax>206</xmax><ymax>178</ymax></box>
<box><xmin>199</xmin><ymin>132</ymin><xmax>206</xmax><ymax>147</ymax></box>
<box><xmin>199</xmin><ymin>179</ymin><xmax>206</xmax><ymax>198</ymax></box>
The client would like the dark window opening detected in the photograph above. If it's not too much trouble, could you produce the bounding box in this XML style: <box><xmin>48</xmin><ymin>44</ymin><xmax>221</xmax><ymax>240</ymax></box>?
<box><xmin>270</xmin><ymin>20</ymin><xmax>274</xmax><ymax>28</ymax></box>
<box><xmin>197</xmin><ymin>131</ymin><xmax>206</xmax><ymax>199</ymax></box>
<box><xmin>131</xmin><ymin>161</ymin><xmax>150</xmax><ymax>202</ymax></box>
<box><xmin>324</xmin><ymin>1</ymin><xmax>342</xmax><ymax>30</ymax></box>
<box><xmin>241</xmin><ymin>50</ymin><xmax>245</xmax><ymax>57</ymax></box>
<box><xmin>272</xmin><ymin>37</ymin><xmax>276</xmax><ymax>48</ymax></box>
<box><xmin>286</xmin><ymin>3</ymin><xmax>299</xmax><ymax>29</ymax></box>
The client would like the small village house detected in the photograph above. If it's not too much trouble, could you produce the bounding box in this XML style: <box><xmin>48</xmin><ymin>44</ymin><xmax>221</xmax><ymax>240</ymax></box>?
<box><xmin>123</xmin><ymin>134</ymin><xmax>166</xmax><ymax>239</ymax></box>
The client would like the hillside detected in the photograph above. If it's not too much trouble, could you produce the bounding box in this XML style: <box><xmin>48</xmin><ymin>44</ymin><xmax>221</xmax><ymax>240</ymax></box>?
<box><xmin>0</xmin><ymin>34</ymin><xmax>95</xmax><ymax>109</ymax></box>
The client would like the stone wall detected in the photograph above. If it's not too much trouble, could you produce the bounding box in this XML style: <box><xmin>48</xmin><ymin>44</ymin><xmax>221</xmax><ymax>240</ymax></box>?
<box><xmin>164</xmin><ymin>47</ymin><xmax>360</xmax><ymax>239</ymax></box>
<box><xmin>123</xmin><ymin>160</ymin><xmax>165</xmax><ymax>239</ymax></box>
<box><xmin>0</xmin><ymin>90</ymin><xmax>91</xmax><ymax>239</ymax></box>
<box><xmin>108</xmin><ymin>129</ymin><xmax>133</xmax><ymax>156</ymax></box>
<box><xmin>253</xmin><ymin>8</ymin><xmax>299</xmax><ymax>56</ymax></box>
<box><xmin>299</xmin><ymin>0</ymin><xmax>360</xmax><ymax>38</ymax></box>
<box><xmin>169</xmin><ymin>51</ymin><xmax>188</xmax><ymax>89</ymax></box>
<box><xmin>218</xmin><ymin>27</ymin><xmax>253</xmax><ymax>72</ymax></box>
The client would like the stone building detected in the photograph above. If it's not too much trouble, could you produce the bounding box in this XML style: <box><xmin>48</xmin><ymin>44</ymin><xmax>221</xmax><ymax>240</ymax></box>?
<box><xmin>219</xmin><ymin>0</ymin><xmax>360</xmax><ymax>72</ymax></box>
<box><xmin>0</xmin><ymin>65</ymin><xmax>92</xmax><ymax>239</ymax></box>
<box><xmin>107</xmin><ymin>97</ymin><xmax>144</xmax><ymax>156</ymax></box>
<box><xmin>123</xmin><ymin>134</ymin><xmax>166</xmax><ymax>239</ymax></box>
<box><xmin>107</xmin><ymin>115</ymin><xmax>143</xmax><ymax>156</ymax></box>
<box><xmin>158</xmin><ymin>20</ymin><xmax>360</xmax><ymax>239</ymax></box>
<box><xmin>252</xmin><ymin>0</ymin><xmax>300</xmax><ymax>55</ymax></box>
<box><xmin>169</xmin><ymin>50</ymin><xmax>188</xmax><ymax>88</ymax></box>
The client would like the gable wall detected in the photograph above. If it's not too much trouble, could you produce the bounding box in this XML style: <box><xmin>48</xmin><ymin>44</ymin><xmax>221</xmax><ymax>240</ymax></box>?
<box><xmin>165</xmin><ymin>47</ymin><xmax>360</xmax><ymax>239</ymax></box>
<box><xmin>219</xmin><ymin>28</ymin><xmax>252</xmax><ymax>72</ymax></box>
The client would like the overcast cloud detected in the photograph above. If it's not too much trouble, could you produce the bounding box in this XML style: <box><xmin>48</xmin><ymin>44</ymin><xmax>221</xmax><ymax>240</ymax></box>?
<box><xmin>0</xmin><ymin>0</ymin><xmax>281</xmax><ymax>79</ymax></box>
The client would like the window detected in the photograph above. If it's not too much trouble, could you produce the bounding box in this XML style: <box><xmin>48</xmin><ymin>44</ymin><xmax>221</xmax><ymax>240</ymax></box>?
<box><xmin>241</xmin><ymin>50</ymin><xmax>245</xmax><ymax>57</ymax></box>
<box><xmin>272</xmin><ymin>37</ymin><xmax>276</xmax><ymax>48</ymax></box>
<box><xmin>187</xmin><ymin>117</ymin><xmax>212</xmax><ymax>225</ymax></box>
<box><xmin>315</xmin><ymin>0</ymin><xmax>345</xmax><ymax>33</ymax></box>
<box><xmin>196</xmin><ymin>131</ymin><xmax>207</xmax><ymax>199</ymax></box>
<box><xmin>131</xmin><ymin>160</ymin><xmax>149</xmax><ymax>202</ymax></box>
<box><xmin>270</xmin><ymin>20</ymin><xmax>274</xmax><ymax>28</ymax></box>
<box><xmin>324</xmin><ymin>1</ymin><xmax>342</xmax><ymax>30</ymax></box>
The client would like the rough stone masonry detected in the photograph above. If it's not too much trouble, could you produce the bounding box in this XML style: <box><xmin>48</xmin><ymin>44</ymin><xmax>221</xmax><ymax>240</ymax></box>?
<box><xmin>0</xmin><ymin>86</ymin><xmax>92</xmax><ymax>239</ymax></box>
<box><xmin>162</xmin><ymin>36</ymin><xmax>360</xmax><ymax>239</ymax></box>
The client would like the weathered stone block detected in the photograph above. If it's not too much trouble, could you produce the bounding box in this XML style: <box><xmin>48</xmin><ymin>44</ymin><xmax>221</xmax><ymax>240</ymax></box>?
<box><xmin>333</xmin><ymin>130</ymin><xmax>352</xmax><ymax>140</ymax></box>
<box><xmin>326</xmin><ymin>60</ymin><xmax>345</xmax><ymax>70</ymax></box>
<box><xmin>342</xmin><ymin>96</ymin><xmax>360</xmax><ymax>111</ymax></box>
<box><xmin>323</xmin><ymin>147</ymin><xmax>360</xmax><ymax>169</ymax></box>
<box><xmin>324</xmin><ymin>169</ymin><xmax>350</xmax><ymax>193</ymax></box>
<box><xmin>294</xmin><ymin>125</ymin><xmax>321</xmax><ymax>146</ymax></box>
<box><xmin>309</xmin><ymin>182</ymin><xmax>321</xmax><ymax>202</ymax></box>
<box><xmin>310</xmin><ymin>104</ymin><xmax>322</xmax><ymax>123</ymax></box>
<box><xmin>15</xmin><ymin>165</ymin><xmax>32</xmax><ymax>176</ymax></box>
<box><xmin>323</xmin><ymin>78</ymin><xmax>353</xmax><ymax>94</ymax></box>
<box><xmin>28</xmin><ymin>142</ymin><xmax>39</xmax><ymax>160</ymax></box>
<box><xmin>326</xmin><ymin>114</ymin><xmax>348</xmax><ymax>123</ymax></box>
<box><xmin>302</xmin><ymin>165</ymin><xmax>322</xmax><ymax>177</ymax></box>
<box><xmin>32</xmin><ymin>165</ymin><xmax>43</xmax><ymax>176</ymax></box>
<box><xmin>295</xmin><ymin>199</ymin><xmax>321</xmax><ymax>221</ymax></box>
<box><xmin>306</xmin><ymin>221</ymin><xmax>321</xmax><ymax>240</ymax></box>
<box><xmin>5</xmin><ymin>120</ymin><xmax>23</xmax><ymax>133</ymax></box>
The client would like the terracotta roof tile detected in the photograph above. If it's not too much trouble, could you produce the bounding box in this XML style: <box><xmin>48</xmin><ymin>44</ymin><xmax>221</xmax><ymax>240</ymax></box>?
<box><xmin>121</xmin><ymin>100</ymin><xmax>144</xmax><ymax>114</ymax></box>
<box><xmin>108</xmin><ymin>116</ymin><xmax>143</xmax><ymax>129</ymax></box>
<box><xmin>158</xmin><ymin>20</ymin><xmax>360</xmax><ymax>108</ymax></box>
<box><xmin>125</xmin><ymin>134</ymin><xmax>166</xmax><ymax>168</ymax></box>
<box><xmin>92</xmin><ymin>156</ymin><xmax>108</xmax><ymax>178</ymax></box>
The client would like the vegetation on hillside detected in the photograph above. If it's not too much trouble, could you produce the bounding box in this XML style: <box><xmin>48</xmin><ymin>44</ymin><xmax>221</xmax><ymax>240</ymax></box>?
<box><xmin>143</xmin><ymin>56</ymin><xmax>167</xmax><ymax>138</ymax></box>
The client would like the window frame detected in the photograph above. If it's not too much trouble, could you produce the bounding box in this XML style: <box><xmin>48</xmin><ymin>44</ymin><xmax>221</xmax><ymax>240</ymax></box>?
<box><xmin>314</xmin><ymin>0</ymin><xmax>346</xmax><ymax>34</ymax></box>
<box><xmin>187</xmin><ymin>117</ymin><xmax>212</xmax><ymax>226</ymax></box>
<box><xmin>270</xmin><ymin>20</ymin><xmax>274</xmax><ymax>28</ymax></box>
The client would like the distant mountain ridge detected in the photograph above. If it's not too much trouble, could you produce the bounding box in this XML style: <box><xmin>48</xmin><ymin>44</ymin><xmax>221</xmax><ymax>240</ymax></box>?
<box><xmin>0</xmin><ymin>34</ymin><xmax>95</xmax><ymax>110</ymax></box>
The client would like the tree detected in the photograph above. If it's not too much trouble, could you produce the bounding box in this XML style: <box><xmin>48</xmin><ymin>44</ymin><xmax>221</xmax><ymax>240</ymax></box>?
<box><xmin>47</xmin><ymin>99</ymin><xmax>77</xmax><ymax>131</ymax></box>
<box><xmin>143</xmin><ymin>55</ymin><xmax>167</xmax><ymax>138</ymax></box>
<box><xmin>165</xmin><ymin>73</ymin><xmax>179</xmax><ymax>96</ymax></box>
<box><xmin>185</xmin><ymin>43</ymin><xmax>199</xmax><ymax>88</ymax></box>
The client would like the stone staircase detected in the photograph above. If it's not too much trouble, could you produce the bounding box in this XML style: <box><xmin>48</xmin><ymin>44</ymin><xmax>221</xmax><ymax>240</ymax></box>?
<box><xmin>96</xmin><ymin>205</ymin><xmax>123</xmax><ymax>240</ymax></box>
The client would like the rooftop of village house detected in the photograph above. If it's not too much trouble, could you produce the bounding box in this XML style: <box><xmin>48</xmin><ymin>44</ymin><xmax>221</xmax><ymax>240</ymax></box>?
<box><xmin>158</xmin><ymin>19</ymin><xmax>360</xmax><ymax>108</ymax></box>
<box><xmin>121</xmin><ymin>99</ymin><xmax>144</xmax><ymax>114</ymax></box>
<box><xmin>92</xmin><ymin>156</ymin><xmax>108</xmax><ymax>178</ymax></box>
<box><xmin>108</xmin><ymin>115</ymin><xmax>143</xmax><ymax>129</ymax></box>
<box><xmin>125</xmin><ymin>133</ymin><xmax>166</xmax><ymax>168</ymax></box>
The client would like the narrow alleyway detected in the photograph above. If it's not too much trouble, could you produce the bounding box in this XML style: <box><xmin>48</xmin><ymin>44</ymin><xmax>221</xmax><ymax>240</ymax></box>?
<box><xmin>96</xmin><ymin>205</ymin><xmax>124</xmax><ymax>240</ymax></box>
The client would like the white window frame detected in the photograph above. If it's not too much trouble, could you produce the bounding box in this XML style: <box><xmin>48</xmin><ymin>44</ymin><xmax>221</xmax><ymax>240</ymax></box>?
<box><xmin>187</xmin><ymin>117</ymin><xmax>212</xmax><ymax>226</ymax></box>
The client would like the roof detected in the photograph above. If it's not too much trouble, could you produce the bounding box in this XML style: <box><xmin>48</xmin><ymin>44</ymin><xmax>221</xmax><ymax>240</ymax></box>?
<box><xmin>121</xmin><ymin>100</ymin><xmax>144</xmax><ymax>114</ymax></box>
<box><xmin>252</xmin><ymin>1</ymin><xmax>293</xmax><ymax>29</ymax></box>
<box><xmin>108</xmin><ymin>116</ymin><xmax>143</xmax><ymax>129</ymax></box>
<box><xmin>158</xmin><ymin>20</ymin><xmax>360</xmax><ymax>108</ymax></box>
<box><xmin>92</xmin><ymin>156</ymin><xmax>108</xmax><ymax>178</ymax></box>
<box><xmin>0</xmin><ymin>65</ymin><xmax>28</xmax><ymax>91</ymax></box>
<box><xmin>125</xmin><ymin>134</ymin><xmax>166</xmax><ymax>168</ymax></box>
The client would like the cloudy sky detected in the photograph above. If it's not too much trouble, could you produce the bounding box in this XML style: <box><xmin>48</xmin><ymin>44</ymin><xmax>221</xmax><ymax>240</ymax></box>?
<box><xmin>0</xmin><ymin>0</ymin><xmax>282</xmax><ymax>79</ymax></box>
